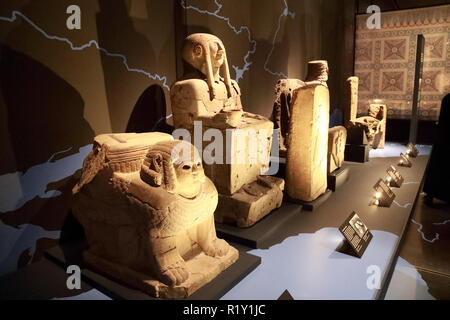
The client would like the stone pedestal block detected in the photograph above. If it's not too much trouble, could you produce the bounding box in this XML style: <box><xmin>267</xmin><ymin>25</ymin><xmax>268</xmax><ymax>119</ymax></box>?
<box><xmin>286</xmin><ymin>84</ymin><xmax>330</xmax><ymax>202</ymax></box>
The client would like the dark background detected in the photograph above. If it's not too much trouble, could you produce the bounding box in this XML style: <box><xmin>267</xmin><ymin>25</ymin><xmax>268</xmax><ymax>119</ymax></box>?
<box><xmin>0</xmin><ymin>0</ymin><xmax>447</xmax><ymax>277</ymax></box>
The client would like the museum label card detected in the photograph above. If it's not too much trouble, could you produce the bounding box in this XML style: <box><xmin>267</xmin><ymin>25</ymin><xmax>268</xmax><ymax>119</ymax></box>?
<box><xmin>339</xmin><ymin>212</ymin><xmax>373</xmax><ymax>258</ymax></box>
<box><xmin>386</xmin><ymin>165</ymin><xmax>403</xmax><ymax>188</ymax></box>
<box><xmin>407</xmin><ymin>143</ymin><xmax>419</xmax><ymax>158</ymax></box>
<box><xmin>398</xmin><ymin>153</ymin><xmax>412</xmax><ymax>168</ymax></box>
<box><xmin>373</xmin><ymin>178</ymin><xmax>396</xmax><ymax>207</ymax></box>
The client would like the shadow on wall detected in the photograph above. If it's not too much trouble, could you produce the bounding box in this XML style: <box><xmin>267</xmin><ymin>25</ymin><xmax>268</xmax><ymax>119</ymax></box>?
<box><xmin>126</xmin><ymin>84</ymin><xmax>172</xmax><ymax>134</ymax></box>
<box><xmin>96</xmin><ymin>0</ymin><xmax>157</xmax><ymax>133</ymax></box>
<box><xmin>0</xmin><ymin>44</ymin><xmax>94</xmax><ymax>274</ymax></box>
<box><xmin>0</xmin><ymin>45</ymin><xmax>94</xmax><ymax>174</ymax></box>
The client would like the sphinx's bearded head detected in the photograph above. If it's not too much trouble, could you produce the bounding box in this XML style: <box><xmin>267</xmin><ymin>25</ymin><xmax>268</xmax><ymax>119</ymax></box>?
<box><xmin>140</xmin><ymin>140</ymin><xmax>205</xmax><ymax>199</ymax></box>
<box><xmin>182</xmin><ymin>33</ymin><xmax>233</xmax><ymax>100</ymax></box>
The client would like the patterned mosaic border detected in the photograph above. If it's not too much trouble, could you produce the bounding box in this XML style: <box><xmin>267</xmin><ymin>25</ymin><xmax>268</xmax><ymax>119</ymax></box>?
<box><xmin>355</xmin><ymin>5</ymin><xmax>450</xmax><ymax>121</ymax></box>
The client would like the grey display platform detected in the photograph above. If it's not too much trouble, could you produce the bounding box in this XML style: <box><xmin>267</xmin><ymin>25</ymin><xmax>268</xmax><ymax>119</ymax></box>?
<box><xmin>220</xmin><ymin>155</ymin><xmax>429</xmax><ymax>300</ymax></box>
<box><xmin>45</xmin><ymin>241</ymin><xmax>261</xmax><ymax>300</ymax></box>
<box><xmin>216</xmin><ymin>203</ymin><xmax>303</xmax><ymax>248</ymax></box>
<box><xmin>0</xmin><ymin>155</ymin><xmax>429</xmax><ymax>300</ymax></box>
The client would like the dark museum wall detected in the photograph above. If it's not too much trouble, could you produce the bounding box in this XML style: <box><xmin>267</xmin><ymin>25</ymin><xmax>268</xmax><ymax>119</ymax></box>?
<box><xmin>0</xmin><ymin>0</ymin><xmax>355</xmax><ymax>275</ymax></box>
<box><xmin>357</xmin><ymin>0</ymin><xmax>450</xmax><ymax>13</ymax></box>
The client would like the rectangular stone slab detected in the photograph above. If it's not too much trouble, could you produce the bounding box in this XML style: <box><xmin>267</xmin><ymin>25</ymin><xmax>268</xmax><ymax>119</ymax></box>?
<box><xmin>198</xmin><ymin>116</ymin><xmax>274</xmax><ymax>196</ymax></box>
<box><xmin>286</xmin><ymin>84</ymin><xmax>330</xmax><ymax>202</ymax></box>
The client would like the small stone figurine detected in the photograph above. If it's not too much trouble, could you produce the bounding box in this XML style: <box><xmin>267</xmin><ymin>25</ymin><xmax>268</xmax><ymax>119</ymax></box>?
<box><xmin>72</xmin><ymin>133</ymin><xmax>238</xmax><ymax>298</ymax></box>
<box><xmin>345</xmin><ymin>76</ymin><xmax>387</xmax><ymax>149</ymax></box>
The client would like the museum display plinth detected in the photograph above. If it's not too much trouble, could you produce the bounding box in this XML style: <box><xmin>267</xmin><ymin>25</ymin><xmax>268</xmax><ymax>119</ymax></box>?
<box><xmin>327</xmin><ymin>165</ymin><xmax>350</xmax><ymax>192</ymax></box>
<box><xmin>221</xmin><ymin>155</ymin><xmax>430</xmax><ymax>300</ymax></box>
<box><xmin>44</xmin><ymin>240</ymin><xmax>260</xmax><ymax>300</ymax></box>
<box><xmin>345</xmin><ymin>127</ymin><xmax>370</xmax><ymax>163</ymax></box>
<box><xmin>285</xmin><ymin>83</ymin><xmax>330</xmax><ymax>203</ymax></box>
<box><xmin>345</xmin><ymin>144</ymin><xmax>370</xmax><ymax>163</ymax></box>
<box><xmin>215</xmin><ymin>175</ymin><xmax>285</xmax><ymax>228</ymax></box>
<box><xmin>82</xmin><ymin>248</ymin><xmax>238</xmax><ymax>299</ymax></box>
<box><xmin>216</xmin><ymin>203</ymin><xmax>302</xmax><ymax>248</ymax></box>
<box><xmin>285</xmin><ymin>189</ymin><xmax>333</xmax><ymax>211</ymax></box>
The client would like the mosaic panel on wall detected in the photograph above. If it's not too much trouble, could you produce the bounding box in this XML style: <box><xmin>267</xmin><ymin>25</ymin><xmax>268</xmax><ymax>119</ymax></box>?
<box><xmin>355</xmin><ymin>5</ymin><xmax>450</xmax><ymax>121</ymax></box>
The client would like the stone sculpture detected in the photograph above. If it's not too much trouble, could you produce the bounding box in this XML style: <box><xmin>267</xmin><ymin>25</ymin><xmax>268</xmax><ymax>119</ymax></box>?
<box><xmin>272</xmin><ymin>79</ymin><xmax>305</xmax><ymax>152</ymax></box>
<box><xmin>72</xmin><ymin>132</ymin><xmax>238</xmax><ymax>298</ymax></box>
<box><xmin>171</xmin><ymin>33</ymin><xmax>284</xmax><ymax>228</ymax></box>
<box><xmin>327</xmin><ymin>126</ymin><xmax>347</xmax><ymax>173</ymax></box>
<box><xmin>272</xmin><ymin>60</ymin><xmax>347</xmax><ymax>180</ymax></box>
<box><xmin>345</xmin><ymin>76</ymin><xmax>387</xmax><ymax>149</ymax></box>
<box><xmin>350</xmin><ymin>102</ymin><xmax>387</xmax><ymax>149</ymax></box>
<box><xmin>286</xmin><ymin>81</ymin><xmax>330</xmax><ymax>202</ymax></box>
<box><xmin>344</xmin><ymin>76</ymin><xmax>359</xmax><ymax>127</ymax></box>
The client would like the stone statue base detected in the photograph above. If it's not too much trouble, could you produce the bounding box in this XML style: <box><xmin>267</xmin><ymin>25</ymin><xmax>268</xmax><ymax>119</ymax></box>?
<box><xmin>285</xmin><ymin>189</ymin><xmax>333</xmax><ymax>212</ymax></box>
<box><xmin>84</xmin><ymin>246</ymin><xmax>239</xmax><ymax>299</ymax></box>
<box><xmin>327</xmin><ymin>166</ymin><xmax>350</xmax><ymax>192</ymax></box>
<box><xmin>345</xmin><ymin>144</ymin><xmax>370</xmax><ymax>163</ymax></box>
<box><xmin>216</xmin><ymin>203</ymin><xmax>302</xmax><ymax>248</ymax></box>
<box><xmin>345</xmin><ymin>126</ymin><xmax>370</xmax><ymax>163</ymax></box>
<box><xmin>215</xmin><ymin>176</ymin><xmax>285</xmax><ymax>228</ymax></box>
<box><xmin>72</xmin><ymin>132</ymin><xmax>239</xmax><ymax>299</ymax></box>
<box><xmin>196</xmin><ymin>113</ymin><xmax>275</xmax><ymax>196</ymax></box>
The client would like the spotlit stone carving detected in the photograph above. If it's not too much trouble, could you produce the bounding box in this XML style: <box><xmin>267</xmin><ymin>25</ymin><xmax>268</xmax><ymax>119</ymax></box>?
<box><xmin>72</xmin><ymin>133</ymin><xmax>238</xmax><ymax>298</ymax></box>
<box><xmin>170</xmin><ymin>33</ymin><xmax>284</xmax><ymax>227</ymax></box>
